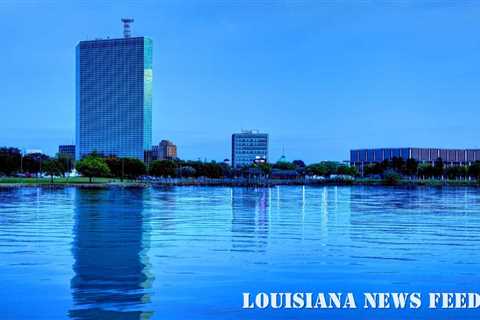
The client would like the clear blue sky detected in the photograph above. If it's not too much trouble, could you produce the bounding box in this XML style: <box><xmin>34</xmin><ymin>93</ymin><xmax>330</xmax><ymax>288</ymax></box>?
<box><xmin>1</xmin><ymin>0</ymin><xmax>480</xmax><ymax>163</ymax></box>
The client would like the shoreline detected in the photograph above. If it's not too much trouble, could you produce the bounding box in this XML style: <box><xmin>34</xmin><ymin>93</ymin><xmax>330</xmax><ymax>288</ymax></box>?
<box><xmin>0</xmin><ymin>178</ymin><xmax>479</xmax><ymax>189</ymax></box>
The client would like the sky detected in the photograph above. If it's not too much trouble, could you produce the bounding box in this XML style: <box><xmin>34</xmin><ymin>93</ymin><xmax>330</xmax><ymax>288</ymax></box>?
<box><xmin>1</xmin><ymin>0</ymin><xmax>480</xmax><ymax>163</ymax></box>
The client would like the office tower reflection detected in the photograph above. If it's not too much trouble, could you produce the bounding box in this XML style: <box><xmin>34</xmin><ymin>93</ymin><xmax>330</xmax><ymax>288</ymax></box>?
<box><xmin>69</xmin><ymin>189</ymin><xmax>153</xmax><ymax>320</ymax></box>
<box><xmin>231</xmin><ymin>188</ymin><xmax>270</xmax><ymax>253</ymax></box>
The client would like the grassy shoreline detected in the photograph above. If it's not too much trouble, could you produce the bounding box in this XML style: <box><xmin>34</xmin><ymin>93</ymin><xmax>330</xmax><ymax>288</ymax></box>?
<box><xmin>1</xmin><ymin>177</ymin><xmax>479</xmax><ymax>188</ymax></box>
<box><xmin>0</xmin><ymin>177</ymin><xmax>147</xmax><ymax>188</ymax></box>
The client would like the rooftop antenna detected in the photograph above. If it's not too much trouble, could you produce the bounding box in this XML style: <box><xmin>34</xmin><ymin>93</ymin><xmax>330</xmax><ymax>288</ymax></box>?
<box><xmin>121</xmin><ymin>18</ymin><xmax>134</xmax><ymax>38</ymax></box>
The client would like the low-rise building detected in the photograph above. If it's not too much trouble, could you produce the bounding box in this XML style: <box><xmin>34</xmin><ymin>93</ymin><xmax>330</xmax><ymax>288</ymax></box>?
<box><xmin>351</xmin><ymin>147</ymin><xmax>480</xmax><ymax>169</ymax></box>
<box><xmin>145</xmin><ymin>140</ymin><xmax>178</xmax><ymax>164</ymax></box>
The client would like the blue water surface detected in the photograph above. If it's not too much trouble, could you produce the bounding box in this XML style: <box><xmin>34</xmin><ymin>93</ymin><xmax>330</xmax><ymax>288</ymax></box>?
<box><xmin>0</xmin><ymin>186</ymin><xmax>479</xmax><ymax>319</ymax></box>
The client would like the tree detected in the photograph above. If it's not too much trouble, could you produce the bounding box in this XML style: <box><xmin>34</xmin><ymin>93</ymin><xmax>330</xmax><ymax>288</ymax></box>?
<box><xmin>336</xmin><ymin>165</ymin><xmax>358</xmax><ymax>176</ymax></box>
<box><xmin>405</xmin><ymin>158</ymin><xmax>418</xmax><ymax>177</ymax></box>
<box><xmin>364</xmin><ymin>163</ymin><xmax>384</xmax><ymax>176</ymax></box>
<box><xmin>306</xmin><ymin>162</ymin><xmax>340</xmax><ymax>177</ymax></box>
<box><xmin>200</xmin><ymin>162</ymin><xmax>224</xmax><ymax>178</ymax></box>
<box><xmin>123</xmin><ymin>158</ymin><xmax>146</xmax><ymax>179</ymax></box>
<box><xmin>306</xmin><ymin>163</ymin><xmax>327</xmax><ymax>176</ymax></box>
<box><xmin>257</xmin><ymin>162</ymin><xmax>272</xmax><ymax>175</ymax></box>
<box><xmin>292</xmin><ymin>160</ymin><xmax>306</xmax><ymax>168</ymax></box>
<box><xmin>457</xmin><ymin>166</ymin><xmax>468</xmax><ymax>180</ymax></box>
<box><xmin>391</xmin><ymin>157</ymin><xmax>405</xmax><ymax>173</ymax></box>
<box><xmin>322</xmin><ymin>161</ymin><xmax>339</xmax><ymax>176</ymax></box>
<box><xmin>42</xmin><ymin>159</ymin><xmax>63</xmax><ymax>183</ymax></box>
<box><xmin>149</xmin><ymin>160</ymin><xmax>177</xmax><ymax>177</ymax></box>
<box><xmin>76</xmin><ymin>155</ymin><xmax>111</xmax><ymax>183</ymax></box>
<box><xmin>418</xmin><ymin>163</ymin><xmax>434</xmax><ymax>179</ymax></box>
<box><xmin>434</xmin><ymin>158</ymin><xmax>444</xmax><ymax>178</ymax></box>
<box><xmin>381</xmin><ymin>159</ymin><xmax>391</xmax><ymax>171</ymax></box>
<box><xmin>273</xmin><ymin>161</ymin><xmax>296</xmax><ymax>170</ymax></box>
<box><xmin>105</xmin><ymin>157</ymin><xmax>122</xmax><ymax>178</ymax></box>
<box><xmin>383</xmin><ymin>169</ymin><xmax>401</xmax><ymax>185</ymax></box>
<box><xmin>0</xmin><ymin>147</ymin><xmax>21</xmax><ymax>176</ymax></box>
<box><xmin>57</xmin><ymin>155</ymin><xmax>72</xmax><ymax>176</ymax></box>
<box><xmin>347</xmin><ymin>166</ymin><xmax>359</xmax><ymax>177</ymax></box>
<box><xmin>106</xmin><ymin>157</ymin><xmax>146</xmax><ymax>180</ymax></box>
<box><xmin>176</xmin><ymin>166</ymin><xmax>196</xmax><ymax>177</ymax></box>
<box><xmin>468</xmin><ymin>162</ymin><xmax>480</xmax><ymax>180</ymax></box>
<box><xmin>23</xmin><ymin>153</ymin><xmax>50</xmax><ymax>175</ymax></box>
<box><xmin>445</xmin><ymin>166</ymin><xmax>467</xmax><ymax>180</ymax></box>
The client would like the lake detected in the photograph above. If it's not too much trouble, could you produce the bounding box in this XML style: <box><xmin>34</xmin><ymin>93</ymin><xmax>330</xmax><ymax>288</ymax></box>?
<box><xmin>0</xmin><ymin>186</ymin><xmax>479</xmax><ymax>319</ymax></box>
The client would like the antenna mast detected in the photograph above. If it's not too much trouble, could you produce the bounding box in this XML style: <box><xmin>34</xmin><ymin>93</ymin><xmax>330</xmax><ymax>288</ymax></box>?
<box><xmin>121</xmin><ymin>18</ymin><xmax>134</xmax><ymax>38</ymax></box>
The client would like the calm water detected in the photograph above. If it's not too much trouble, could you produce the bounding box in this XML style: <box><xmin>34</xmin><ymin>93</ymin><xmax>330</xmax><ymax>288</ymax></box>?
<box><xmin>0</xmin><ymin>186</ymin><xmax>480</xmax><ymax>319</ymax></box>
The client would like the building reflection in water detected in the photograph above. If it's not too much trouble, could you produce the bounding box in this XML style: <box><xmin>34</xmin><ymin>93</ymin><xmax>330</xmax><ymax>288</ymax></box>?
<box><xmin>231</xmin><ymin>188</ymin><xmax>270</xmax><ymax>253</ymax></box>
<box><xmin>69</xmin><ymin>188</ymin><xmax>153</xmax><ymax>320</ymax></box>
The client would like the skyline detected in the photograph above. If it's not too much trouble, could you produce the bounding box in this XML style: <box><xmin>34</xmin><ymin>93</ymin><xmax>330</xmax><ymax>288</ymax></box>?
<box><xmin>2</xmin><ymin>1</ymin><xmax>480</xmax><ymax>163</ymax></box>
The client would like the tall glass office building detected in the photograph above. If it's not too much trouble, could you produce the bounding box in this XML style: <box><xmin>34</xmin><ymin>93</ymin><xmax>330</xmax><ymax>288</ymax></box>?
<box><xmin>76</xmin><ymin>36</ymin><xmax>152</xmax><ymax>160</ymax></box>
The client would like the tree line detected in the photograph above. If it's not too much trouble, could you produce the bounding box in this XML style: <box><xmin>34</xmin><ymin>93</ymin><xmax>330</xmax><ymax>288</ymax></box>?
<box><xmin>75</xmin><ymin>156</ymin><xmax>360</xmax><ymax>181</ymax></box>
<box><xmin>1</xmin><ymin>146</ymin><xmax>360</xmax><ymax>182</ymax></box>
<box><xmin>147</xmin><ymin>159</ymin><xmax>358</xmax><ymax>178</ymax></box>
<box><xmin>0</xmin><ymin>147</ymin><xmax>73</xmax><ymax>182</ymax></box>
<box><xmin>363</xmin><ymin>157</ymin><xmax>480</xmax><ymax>180</ymax></box>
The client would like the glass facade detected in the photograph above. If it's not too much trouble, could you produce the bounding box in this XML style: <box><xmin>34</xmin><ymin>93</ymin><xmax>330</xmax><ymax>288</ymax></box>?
<box><xmin>76</xmin><ymin>37</ymin><xmax>152</xmax><ymax>160</ymax></box>
<box><xmin>58</xmin><ymin>145</ymin><xmax>76</xmax><ymax>159</ymax></box>
<box><xmin>231</xmin><ymin>131</ymin><xmax>269</xmax><ymax>168</ymax></box>
<box><xmin>351</xmin><ymin>147</ymin><xmax>480</xmax><ymax>167</ymax></box>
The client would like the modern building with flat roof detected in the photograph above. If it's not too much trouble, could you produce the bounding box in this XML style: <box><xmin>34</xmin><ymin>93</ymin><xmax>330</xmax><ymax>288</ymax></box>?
<box><xmin>76</xmin><ymin>21</ymin><xmax>152</xmax><ymax>161</ymax></box>
<box><xmin>351</xmin><ymin>147</ymin><xmax>480</xmax><ymax>168</ymax></box>
<box><xmin>58</xmin><ymin>145</ymin><xmax>76</xmax><ymax>159</ymax></box>
<box><xmin>231</xmin><ymin>130</ymin><xmax>268</xmax><ymax>168</ymax></box>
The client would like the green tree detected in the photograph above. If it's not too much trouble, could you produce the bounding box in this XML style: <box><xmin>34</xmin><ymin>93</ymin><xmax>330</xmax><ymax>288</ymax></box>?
<box><xmin>42</xmin><ymin>159</ymin><xmax>63</xmax><ymax>183</ymax></box>
<box><xmin>123</xmin><ymin>158</ymin><xmax>146</xmax><ymax>179</ymax></box>
<box><xmin>383</xmin><ymin>169</ymin><xmax>401</xmax><ymax>185</ymax></box>
<box><xmin>434</xmin><ymin>158</ymin><xmax>444</xmax><ymax>178</ymax></box>
<box><xmin>105</xmin><ymin>157</ymin><xmax>122</xmax><ymax>178</ymax></box>
<box><xmin>348</xmin><ymin>166</ymin><xmax>359</xmax><ymax>176</ymax></box>
<box><xmin>381</xmin><ymin>159</ymin><xmax>391</xmax><ymax>171</ymax></box>
<box><xmin>201</xmin><ymin>162</ymin><xmax>224</xmax><ymax>178</ymax></box>
<box><xmin>391</xmin><ymin>157</ymin><xmax>405</xmax><ymax>173</ymax></box>
<box><xmin>458</xmin><ymin>166</ymin><xmax>468</xmax><ymax>179</ymax></box>
<box><xmin>0</xmin><ymin>147</ymin><xmax>22</xmax><ymax>176</ymax></box>
<box><xmin>23</xmin><ymin>153</ymin><xmax>50</xmax><ymax>175</ymax></box>
<box><xmin>335</xmin><ymin>165</ymin><xmax>358</xmax><ymax>176</ymax></box>
<box><xmin>257</xmin><ymin>162</ymin><xmax>272</xmax><ymax>175</ymax></box>
<box><xmin>418</xmin><ymin>163</ymin><xmax>434</xmax><ymax>179</ymax></box>
<box><xmin>176</xmin><ymin>166</ymin><xmax>196</xmax><ymax>177</ymax></box>
<box><xmin>445</xmin><ymin>166</ymin><xmax>467</xmax><ymax>180</ymax></box>
<box><xmin>306</xmin><ymin>161</ymin><xmax>340</xmax><ymax>177</ymax></box>
<box><xmin>106</xmin><ymin>157</ymin><xmax>146</xmax><ymax>180</ymax></box>
<box><xmin>149</xmin><ymin>160</ymin><xmax>177</xmax><ymax>177</ymax></box>
<box><xmin>468</xmin><ymin>162</ymin><xmax>480</xmax><ymax>180</ymax></box>
<box><xmin>306</xmin><ymin>163</ymin><xmax>327</xmax><ymax>176</ymax></box>
<box><xmin>364</xmin><ymin>163</ymin><xmax>384</xmax><ymax>176</ymax></box>
<box><xmin>405</xmin><ymin>158</ymin><xmax>418</xmax><ymax>177</ymax></box>
<box><xmin>76</xmin><ymin>155</ymin><xmax>111</xmax><ymax>183</ymax></box>
<box><xmin>57</xmin><ymin>155</ymin><xmax>72</xmax><ymax>176</ymax></box>
<box><xmin>322</xmin><ymin>161</ymin><xmax>339</xmax><ymax>176</ymax></box>
<box><xmin>273</xmin><ymin>161</ymin><xmax>296</xmax><ymax>170</ymax></box>
<box><xmin>292</xmin><ymin>160</ymin><xmax>306</xmax><ymax>168</ymax></box>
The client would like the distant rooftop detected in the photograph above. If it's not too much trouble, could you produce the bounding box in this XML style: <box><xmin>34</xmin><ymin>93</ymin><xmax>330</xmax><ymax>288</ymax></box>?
<box><xmin>241</xmin><ymin>129</ymin><xmax>259</xmax><ymax>134</ymax></box>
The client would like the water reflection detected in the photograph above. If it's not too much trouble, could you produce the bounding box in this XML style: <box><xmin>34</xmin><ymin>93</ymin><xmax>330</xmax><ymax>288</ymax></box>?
<box><xmin>69</xmin><ymin>188</ymin><xmax>153</xmax><ymax>320</ymax></box>
<box><xmin>231</xmin><ymin>188</ymin><xmax>270</xmax><ymax>253</ymax></box>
